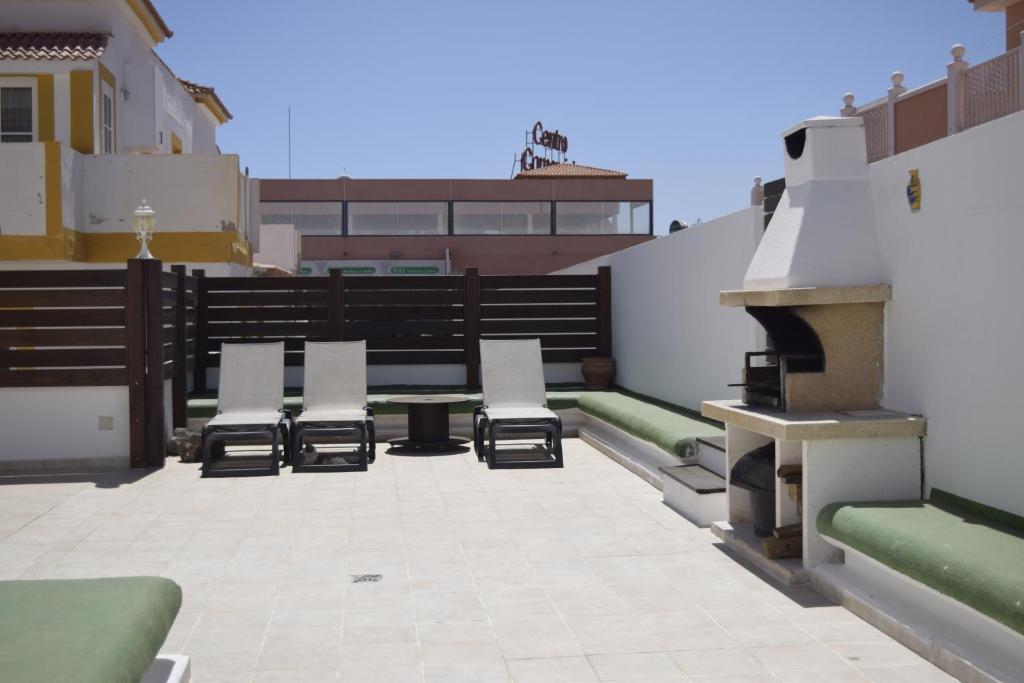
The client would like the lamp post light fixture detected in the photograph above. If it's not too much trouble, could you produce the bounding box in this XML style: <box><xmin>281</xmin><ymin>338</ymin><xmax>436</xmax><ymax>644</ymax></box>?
<box><xmin>133</xmin><ymin>198</ymin><xmax>156</xmax><ymax>259</ymax></box>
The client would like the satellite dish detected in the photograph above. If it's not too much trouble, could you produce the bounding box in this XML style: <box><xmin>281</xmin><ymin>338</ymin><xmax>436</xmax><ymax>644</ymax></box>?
<box><xmin>669</xmin><ymin>219</ymin><xmax>688</xmax><ymax>234</ymax></box>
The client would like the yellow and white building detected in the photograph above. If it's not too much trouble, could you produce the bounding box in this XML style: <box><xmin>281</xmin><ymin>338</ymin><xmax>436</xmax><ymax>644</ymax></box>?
<box><xmin>0</xmin><ymin>0</ymin><xmax>257</xmax><ymax>273</ymax></box>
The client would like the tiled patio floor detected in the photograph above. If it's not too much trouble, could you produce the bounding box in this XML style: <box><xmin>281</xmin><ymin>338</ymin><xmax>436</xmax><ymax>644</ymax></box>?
<box><xmin>0</xmin><ymin>439</ymin><xmax>954</xmax><ymax>682</ymax></box>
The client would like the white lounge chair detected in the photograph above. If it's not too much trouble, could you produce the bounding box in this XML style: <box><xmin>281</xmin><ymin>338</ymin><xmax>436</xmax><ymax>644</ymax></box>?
<box><xmin>291</xmin><ymin>341</ymin><xmax>375</xmax><ymax>472</ymax></box>
<box><xmin>201</xmin><ymin>342</ymin><xmax>287</xmax><ymax>477</ymax></box>
<box><xmin>474</xmin><ymin>339</ymin><xmax>563</xmax><ymax>469</ymax></box>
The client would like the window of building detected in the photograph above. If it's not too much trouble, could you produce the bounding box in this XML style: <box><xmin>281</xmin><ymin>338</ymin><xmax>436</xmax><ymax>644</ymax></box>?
<box><xmin>555</xmin><ymin>201</ymin><xmax>651</xmax><ymax>234</ymax></box>
<box><xmin>260</xmin><ymin>202</ymin><xmax>343</xmax><ymax>235</ymax></box>
<box><xmin>348</xmin><ymin>202</ymin><xmax>448</xmax><ymax>236</ymax></box>
<box><xmin>102</xmin><ymin>87</ymin><xmax>114</xmax><ymax>153</ymax></box>
<box><xmin>453</xmin><ymin>202</ymin><xmax>551</xmax><ymax>235</ymax></box>
<box><xmin>0</xmin><ymin>83</ymin><xmax>34</xmax><ymax>143</ymax></box>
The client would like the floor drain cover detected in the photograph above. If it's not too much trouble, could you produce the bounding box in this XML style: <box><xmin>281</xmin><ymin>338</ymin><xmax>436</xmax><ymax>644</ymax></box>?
<box><xmin>350</xmin><ymin>574</ymin><xmax>382</xmax><ymax>583</ymax></box>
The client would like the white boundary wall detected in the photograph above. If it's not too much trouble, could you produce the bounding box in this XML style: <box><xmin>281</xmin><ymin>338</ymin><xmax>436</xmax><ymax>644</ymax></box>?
<box><xmin>869</xmin><ymin>109</ymin><xmax>1024</xmax><ymax>517</ymax></box>
<box><xmin>557</xmin><ymin>207</ymin><xmax>762</xmax><ymax>411</ymax></box>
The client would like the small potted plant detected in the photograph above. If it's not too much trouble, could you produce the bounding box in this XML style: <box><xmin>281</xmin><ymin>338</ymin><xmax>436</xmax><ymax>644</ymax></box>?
<box><xmin>581</xmin><ymin>356</ymin><xmax>615</xmax><ymax>390</ymax></box>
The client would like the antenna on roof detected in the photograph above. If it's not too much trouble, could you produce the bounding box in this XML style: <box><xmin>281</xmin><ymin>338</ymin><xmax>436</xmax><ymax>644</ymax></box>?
<box><xmin>287</xmin><ymin>106</ymin><xmax>292</xmax><ymax>179</ymax></box>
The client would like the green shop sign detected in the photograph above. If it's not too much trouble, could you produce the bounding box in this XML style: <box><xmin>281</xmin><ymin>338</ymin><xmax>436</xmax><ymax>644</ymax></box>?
<box><xmin>390</xmin><ymin>266</ymin><xmax>440</xmax><ymax>275</ymax></box>
<box><xmin>341</xmin><ymin>267</ymin><xmax>376</xmax><ymax>274</ymax></box>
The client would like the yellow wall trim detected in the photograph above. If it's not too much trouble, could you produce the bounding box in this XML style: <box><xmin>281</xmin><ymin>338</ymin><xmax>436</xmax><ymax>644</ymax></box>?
<box><xmin>125</xmin><ymin>0</ymin><xmax>173</xmax><ymax>44</ymax></box>
<box><xmin>69</xmin><ymin>70</ymin><xmax>94</xmax><ymax>154</ymax></box>
<box><xmin>36</xmin><ymin>75</ymin><xmax>55</xmax><ymax>142</ymax></box>
<box><xmin>0</xmin><ymin>235</ymin><xmax>66</xmax><ymax>260</ymax></box>
<box><xmin>98</xmin><ymin>63</ymin><xmax>117</xmax><ymax>153</ymax></box>
<box><xmin>82</xmin><ymin>231</ymin><xmax>252</xmax><ymax>265</ymax></box>
<box><xmin>43</xmin><ymin>141</ymin><xmax>63</xmax><ymax>239</ymax></box>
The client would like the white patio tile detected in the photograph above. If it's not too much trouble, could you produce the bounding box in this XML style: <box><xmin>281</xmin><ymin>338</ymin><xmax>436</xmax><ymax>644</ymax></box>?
<box><xmin>0</xmin><ymin>439</ymin><xmax>953</xmax><ymax>683</ymax></box>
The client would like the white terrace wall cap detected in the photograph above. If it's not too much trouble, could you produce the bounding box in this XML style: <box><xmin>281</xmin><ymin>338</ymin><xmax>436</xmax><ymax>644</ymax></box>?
<box><xmin>780</xmin><ymin>115</ymin><xmax>864</xmax><ymax>138</ymax></box>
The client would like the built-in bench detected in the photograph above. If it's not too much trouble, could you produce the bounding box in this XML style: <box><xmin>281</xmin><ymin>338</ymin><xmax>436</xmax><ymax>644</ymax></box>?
<box><xmin>817</xmin><ymin>489</ymin><xmax>1024</xmax><ymax>681</ymax></box>
<box><xmin>0</xmin><ymin>576</ymin><xmax>184</xmax><ymax>683</ymax></box>
<box><xmin>577</xmin><ymin>391</ymin><xmax>723</xmax><ymax>459</ymax></box>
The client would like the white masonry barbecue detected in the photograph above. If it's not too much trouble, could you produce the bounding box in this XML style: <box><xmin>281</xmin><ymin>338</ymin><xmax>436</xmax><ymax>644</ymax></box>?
<box><xmin>701</xmin><ymin>116</ymin><xmax>927</xmax><ymax>582</ymax></box>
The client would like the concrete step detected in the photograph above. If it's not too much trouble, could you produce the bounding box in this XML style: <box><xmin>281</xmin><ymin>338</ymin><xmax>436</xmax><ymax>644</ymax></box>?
<box><xmin>661</xmin><ymin>464</ymin><xmax>727</xmax><ymax>528</ymax></box>
<box><xmin>696</xmin><ymin>435</ymin><xmax>727</xmax><ymax>478</ymax></box>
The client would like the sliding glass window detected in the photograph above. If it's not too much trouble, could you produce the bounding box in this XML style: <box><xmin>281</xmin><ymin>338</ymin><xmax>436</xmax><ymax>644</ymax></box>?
<box><xmin>259</xmin><ymin>202</ymin><xmax>342</xmax><ymax>235</ymax></box>
<box><xmin>453</xmin><ymin>202</ymin><xmax>551</xmax><ymax>235</ymax></box>
<box><xmin>556</xmin><ymin>201</ymin><xmax>651</xmax><ymax>234</ymax></box>
<box><xmin>348</xmin><ymin>202</ymin><xmax>448</xmax><ymax>236</ymax></box>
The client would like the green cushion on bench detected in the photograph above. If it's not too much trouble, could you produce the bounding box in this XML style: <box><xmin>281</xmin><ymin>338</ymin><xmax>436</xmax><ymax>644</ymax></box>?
<box><xmin>578</xmin><ymin>391</ymin><xmax>723</xmax><ymax>458</ymax></box>
<box><xmin>817</xmin><ymin>495</ymin><xmax>1024</xmax><ymax>636</ymax></box>
<box><xmin>0</xmin><ymin>576</ymin><xmax>182</xmax><ymax>683</ymax></box>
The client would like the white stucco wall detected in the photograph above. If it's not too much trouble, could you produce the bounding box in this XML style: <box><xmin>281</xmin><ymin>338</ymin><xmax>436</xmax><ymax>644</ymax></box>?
<box><xmin>81</xmin><ymin>153</ymin><xmax>244</xmax><ymax>232</ymax></box>
<box><xmin>869</xmin><ymin>109</ymin><xmax>1024</xmax><ymax>516</ymax></box>
<box><xmin>557</xmin><ymin>207</ymin><xmax>763</xmax><ymax>411</ymax></box>
<box><xmin>0</xmin><ymin>143</ymin><xmax>46</xmax><ymax>235</ymax></box>
<box><xmin>0</xmin><ymin>386</ymin><xmax>130</xmax><ymax>467</ymax></box>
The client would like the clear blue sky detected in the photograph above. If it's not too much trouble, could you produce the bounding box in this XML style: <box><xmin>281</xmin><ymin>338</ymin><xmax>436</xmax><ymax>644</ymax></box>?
<box><xmin>157</xmin><ymin>0</ymin><xmax>1005</xmax><ymax>234</ymax></box>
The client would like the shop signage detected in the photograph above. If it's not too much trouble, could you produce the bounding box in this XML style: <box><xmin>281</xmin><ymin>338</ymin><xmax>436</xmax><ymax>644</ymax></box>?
<box><xmin>299</xmin><ymin>259</ymin><xmax>445</xmax><ymax>276</ymax></box>
<box><xmin>519</xmin><ymin>121</ymin><xmax>569</xmax><ymax>172</ymax></box>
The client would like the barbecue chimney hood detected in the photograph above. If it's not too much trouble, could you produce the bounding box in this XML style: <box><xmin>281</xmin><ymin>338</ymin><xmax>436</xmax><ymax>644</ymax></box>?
<box><xmin>743</xmin><ymin>116</ymin><xmax>885</xmax><ymax>291</ymax></box>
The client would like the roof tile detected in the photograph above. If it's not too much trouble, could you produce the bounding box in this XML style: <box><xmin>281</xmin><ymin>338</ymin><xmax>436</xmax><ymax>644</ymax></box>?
<box><xmin>0</xmin><ymin>33</ymin><xmax>108</xmax><ymax>61</ymax></box>
<box><xmin>516</xmin><ymin>162</ymin><xmax>628</xmax><ymax>179</ymax></box>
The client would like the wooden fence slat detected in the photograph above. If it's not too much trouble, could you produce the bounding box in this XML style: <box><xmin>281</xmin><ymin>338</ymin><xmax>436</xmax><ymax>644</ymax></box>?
<box><xmin>344</xmin><ymin>320</ymin><xmax>464</xmax><ymax>337</ymax></box>
<box><xmin>0</xmin><ymin>289</ymin><xmax>126</xmax><ymax>308</ymax></box>
<box><xmin>345</xmin><ymin>305</ymin><xmax>465</xmax><ymax>321</ymax></box>
<box><xmin>204</xmin><ymin>277</ymin><xmax>328</xmax><ymax>291</ymax></box>
<box><xmin>0</xmin><ymin>328</ymin><xmax>125</xmax><ymax>347</ymax></box>
<box><xmin>206</xmin><ymin>321</ymin><xmax>329</xmax><ymax>338</ymax></box>
<box><xmin>481</xmin><ymin>275</ymin><xmax>597</xmax><ymax>289</ymax></box>
<box><xmin>204</xmin><ymin>307</ymin><xmax>329</xmax><ymax>322</ymax></box>
<box><xmin>481</xmin><ymin>289</ymin><xmax>597</xmax><ymax>304</ymax></box>
<box><xmin>0</xmin><ymin>368</ymin><xmax>127</xmax><ymax>387</ymax></box>
<box><xmin>480</xmin><ymin>304</ymin><xmax>596</xmax><ymax>319</ymax></box>
<box><xmin>346</xmin><ymin>290</ymin><xmax>463</xmax><ymax>305</ymax></box>
<box><xmin>0</xmin><ymin>308</ymin><xmax>125</xmax><ymax>327</ymax></box>
<box><xmin>341</xmin><ymin>276</ymin><xmax>464</xmax><ymax>290</ymax></box>
<box><xmin>368</xmin><ymin>350</ymin><xmax>465</xmax><ymax>365</ymax></box>
<box><xmin>480</xmin><ymin>333</ymin><xmax>599</xmax><ymax>348</ymax></box>
<box><xmin>0</xmin><ymin>348</ymin><xmax>125</xmax><ymax>367</ymax></box>
<box><xmin>205</xmin><ymin>291</ymin><xmax>328</xmax><ymax>307</ymax></box>
<box><xmin>0</xmin><ymin>270</ymin><xmax>126</xmax><ymax>288</ymax></box>
<box><xmin>481</xmin><ymin>319</ymin><xmax>597</xmax><ymax>334</ymax></box>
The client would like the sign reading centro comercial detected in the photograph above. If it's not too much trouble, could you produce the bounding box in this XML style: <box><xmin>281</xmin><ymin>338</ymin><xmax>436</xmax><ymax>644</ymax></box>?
<box><xmin>299</xmin><ymin>260</ymin><xmax>446</xmax><ymax>276</ymax></box>
<box><xmin>520</xmin><ymin>121</ymin><xmax>569</xmax><ymax>172</ymax></box>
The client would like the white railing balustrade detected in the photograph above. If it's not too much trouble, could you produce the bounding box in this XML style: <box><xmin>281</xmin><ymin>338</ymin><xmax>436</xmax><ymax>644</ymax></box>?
<box><xmin>860</xmin><ymin>103</ymin><xmax>889</xmax><ymax>163</ymax></box>
<box><xmin>840</xmin><ymin>33</ymin><xmax>1024</xmax><ymax>162</ymax></box>
<box><xmin>959</xmin><ymin>47</ymin><xmax>1022</xmax><ymax>131</ymax></box>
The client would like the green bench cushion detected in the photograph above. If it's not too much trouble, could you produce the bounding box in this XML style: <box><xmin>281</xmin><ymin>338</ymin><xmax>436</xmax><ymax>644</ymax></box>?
<box><xmin>817</xmin><ymin>493</ymin><xmax>1024</xmax><ymax>636</ymax></box>
<box><xmin>0</xmin><ymin>576</ymin><xmax>182</xmax><ymax>683</ymax></box>
<box><xmin>577</xmin><ymin>391</ymin><xmax>723</xmax><ymax>458</ymax></box>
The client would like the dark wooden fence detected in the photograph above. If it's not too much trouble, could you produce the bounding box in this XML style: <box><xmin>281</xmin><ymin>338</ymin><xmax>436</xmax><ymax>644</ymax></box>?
<box><xmin>1</xmin><ymin>262</ymin><xmax>611</xmax><ymax>468</ymax></box>
<box><xmin>191</xmin><ymin>266</ymin><xmax>610</xmax><ymax>387</ymax></box>
<box><xmin>0</xmin><ymin>261</ymin><xmax>168</xmax><ymax>468</ymax></box>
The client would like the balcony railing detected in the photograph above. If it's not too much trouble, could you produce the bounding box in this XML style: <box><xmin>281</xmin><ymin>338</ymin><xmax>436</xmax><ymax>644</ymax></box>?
<box><xmin>841</xmin><ymin>36</ymin><xmax>1024</xmax><ymax>162</ymax></box>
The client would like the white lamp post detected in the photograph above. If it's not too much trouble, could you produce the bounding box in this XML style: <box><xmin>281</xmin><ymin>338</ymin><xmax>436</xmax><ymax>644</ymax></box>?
<box><xmin>133</xmin><ymin>198</ymin><xmax>156</xmax><ymax>259</ymax></box>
